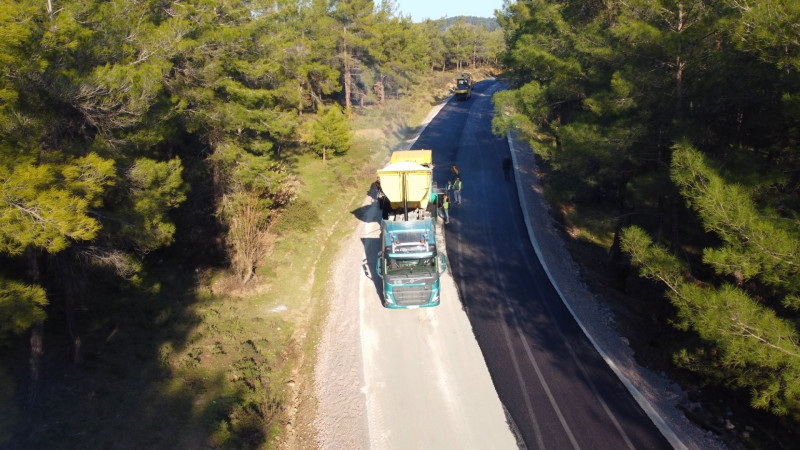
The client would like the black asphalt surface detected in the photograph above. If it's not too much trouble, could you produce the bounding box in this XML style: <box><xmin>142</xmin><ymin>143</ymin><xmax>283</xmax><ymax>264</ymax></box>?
<box><xmin>412</xmin><ymin>80</ymin><xmax>672</xmax><ymax>449</ymax></box>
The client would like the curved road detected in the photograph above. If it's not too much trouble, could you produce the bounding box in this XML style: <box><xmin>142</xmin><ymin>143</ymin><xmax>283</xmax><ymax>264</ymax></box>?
<box><xmin>412</xmin><ymin>80</ymin><xmax>672</xmax><ymax>449</ymax></box>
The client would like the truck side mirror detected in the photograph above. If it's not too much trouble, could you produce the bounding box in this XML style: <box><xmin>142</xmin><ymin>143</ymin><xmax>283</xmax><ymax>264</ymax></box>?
<box><xmin>439</xmin><ymin>254</ymin><xmax>447</xmax><ymax>274</ymax></box>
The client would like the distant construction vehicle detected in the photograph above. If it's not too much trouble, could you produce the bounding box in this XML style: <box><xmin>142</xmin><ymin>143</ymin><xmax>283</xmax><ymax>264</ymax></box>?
<box><xmin>454</xmin><ymin>73</ymin><xmax>473</xmax><ymax>101</ymax></box>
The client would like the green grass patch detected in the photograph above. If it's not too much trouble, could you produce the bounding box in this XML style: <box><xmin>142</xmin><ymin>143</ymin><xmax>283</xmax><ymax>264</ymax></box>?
<box><xmin>271</xmin><ymin>198</ymin><xmax>321</xmax><ymax>235</ymax></box>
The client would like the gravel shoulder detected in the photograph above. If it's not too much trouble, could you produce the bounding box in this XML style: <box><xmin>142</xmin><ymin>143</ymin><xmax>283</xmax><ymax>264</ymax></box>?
<box><xmin>312</xmin><ymin>208</ymin><xmax>371</xmax><ymax>449</ymax></box>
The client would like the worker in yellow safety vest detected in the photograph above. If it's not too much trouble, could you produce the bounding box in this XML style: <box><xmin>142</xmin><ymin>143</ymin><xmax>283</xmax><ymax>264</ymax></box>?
<box><xmin>452</xmin><ymin>177</ymin><xmax>462</xmax><ymax>204</ymax></box>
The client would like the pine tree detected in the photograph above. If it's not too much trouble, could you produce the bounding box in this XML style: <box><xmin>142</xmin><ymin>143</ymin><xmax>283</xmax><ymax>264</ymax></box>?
<box><xmin>418</xmin><ymin>20</ymin><xmax>447</xmax><ymax>72</ymax></box>
<box><xmin>266</xmin><ymin>0</ymin><xmax>340</xmax><ymax>115</ymax></box>
<box><xmin>669</xmin><ymin>142</ymin><xmax>800</xmax><ymax>305</ymax></box>
<box><xmin>443</xmin><ymin>20</ymin><xmax>474</xmax><ymax>71</ymax></box>
<box><xmin>331</xmin><ymin>0</ymin><xmax>379</xmax><ymax>109</ymax></box>
<box><xmin>0</xmin><ymin>0</ymin><xmax>188</xmax><ymax>369</ymax></box>
<box><xmin>368</xmin><ymin>13</ymin><xmax>427</xmax><ymax>103</ymax></box>
<box><xmin>307</xmin><ymin>104</ymin><xmax>352</xmax><ymax>161</ymax></box>
<box><xmin>482</xmin><ymin>29</ymin><xmax>505</xmax><ymax>67</ymax></box>
<box><xmin>619</xmin><ymin>122</ymin><xmax>800</xmax><ymax>419</ymax></box>
<box><xmin>0</xmin><ymin>279</ymin><xmax>47</xmax><ymax>344</ymax></box>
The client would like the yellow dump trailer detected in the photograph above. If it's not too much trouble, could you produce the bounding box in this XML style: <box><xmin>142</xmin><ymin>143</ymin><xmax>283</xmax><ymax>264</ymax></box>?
<box><xmin>378</xmin><ymin>150</ymin><xmax>433</xmax><ymax>211</ymax></box>
<box><xmin>390</xmin><ymin>149</ymin><xmax>432</xmax><ymax>166</ymax></box>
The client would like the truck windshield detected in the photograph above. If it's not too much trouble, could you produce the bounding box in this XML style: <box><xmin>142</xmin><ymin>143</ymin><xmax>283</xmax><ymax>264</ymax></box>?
<box><xmin>386</xmin><ymin>257</ymin><xmax>435</xmax><ymax>276</ymax></box>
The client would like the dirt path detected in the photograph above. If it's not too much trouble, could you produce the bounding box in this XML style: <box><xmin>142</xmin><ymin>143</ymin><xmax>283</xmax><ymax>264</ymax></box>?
<box><xmin>312</xmin><ymin>203</ymin><xmax>371</xmax><ymax>449</ymax></box>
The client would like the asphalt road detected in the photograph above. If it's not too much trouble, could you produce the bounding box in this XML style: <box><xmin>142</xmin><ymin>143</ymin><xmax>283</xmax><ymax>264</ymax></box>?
<box><xmin>412</xmin><ymin>80</ymin><xmax>673</xmax><ymax>449</ymax></box>
<box><xmin>347</xmin><ymin>86</ymin><xmax>518</xmax><ymax>448</ymax></box>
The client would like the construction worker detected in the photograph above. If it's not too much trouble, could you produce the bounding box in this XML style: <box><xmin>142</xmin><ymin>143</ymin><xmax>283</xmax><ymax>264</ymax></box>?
<box><xmin>373</xmin><ymin>176</ymin><xmax>383</xmax><ymax>200</ymax></box>
<box><xmin>452</xmin><ymin>177</ymin><xmax>462</xmax><ymax>204</ymax></box>
<box><xmin>442</xmin><ymin>194</ymin><xmax>450</xmax><ymax>223</ymax></box>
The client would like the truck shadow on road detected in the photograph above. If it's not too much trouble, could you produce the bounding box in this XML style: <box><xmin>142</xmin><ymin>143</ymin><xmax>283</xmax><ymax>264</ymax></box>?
<box><xmin>351</xmin><ymin>201</ymin><xmax>381</xmax><ymax>224</ymax></box>
<box><xmin>360</xmin><ymin>237</ymin><xmax>384</xmax><ymax>304</ymax></box>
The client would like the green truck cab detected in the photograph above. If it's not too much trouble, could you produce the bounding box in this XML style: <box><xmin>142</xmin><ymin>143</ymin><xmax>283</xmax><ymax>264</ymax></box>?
<box><xmin>377</xmin><ymin>219</ymin><xmax>446</xmax><ymax>308</ymax></box>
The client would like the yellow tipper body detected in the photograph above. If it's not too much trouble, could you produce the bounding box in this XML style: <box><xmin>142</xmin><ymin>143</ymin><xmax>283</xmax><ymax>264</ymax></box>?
<box><xmin>378</xmin><ymin>150</ymin><xmax>433</xmax><ymax>210</ymax></box>
<box><xmin>389</xmin><ymin>149</ymin><xmax>432</xmax><ymax>166</ymax></box>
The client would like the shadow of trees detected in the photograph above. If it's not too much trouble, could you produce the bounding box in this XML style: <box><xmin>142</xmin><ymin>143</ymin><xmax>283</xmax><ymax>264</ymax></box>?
<box><xmin>2</xmin><ymin>159</ymin><xmax>287</xmax><ymax>449</ymax></box>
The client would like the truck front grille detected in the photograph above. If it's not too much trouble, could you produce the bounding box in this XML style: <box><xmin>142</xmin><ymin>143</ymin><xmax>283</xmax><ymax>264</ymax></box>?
<box><xmin>392</xmin><ymin>285</ymin><xmax>433</xmax><ymax>306</ymax></box>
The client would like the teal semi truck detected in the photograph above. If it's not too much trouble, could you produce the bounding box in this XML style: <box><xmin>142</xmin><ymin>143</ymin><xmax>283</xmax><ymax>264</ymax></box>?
<box><xmin>375</xmin><ymin>150</ymin><xmax>446</xmax><ymax>308</ymax></box>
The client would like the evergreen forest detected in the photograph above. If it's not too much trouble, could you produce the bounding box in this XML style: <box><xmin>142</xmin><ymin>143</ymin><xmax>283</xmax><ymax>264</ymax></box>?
<box><xmin>494</xmin><ymin>0</ymin><xmax>800</xmax><ymax>446</ymax></box>
<box><xmin>0</xmin><ymin>0</ymin><xmax>501</xmax><ymax>447</ymax></box>
<box><xmin>4</xmin><ymin>0</ymin><xmax>800</xmax><ymax>447</ymax></box>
